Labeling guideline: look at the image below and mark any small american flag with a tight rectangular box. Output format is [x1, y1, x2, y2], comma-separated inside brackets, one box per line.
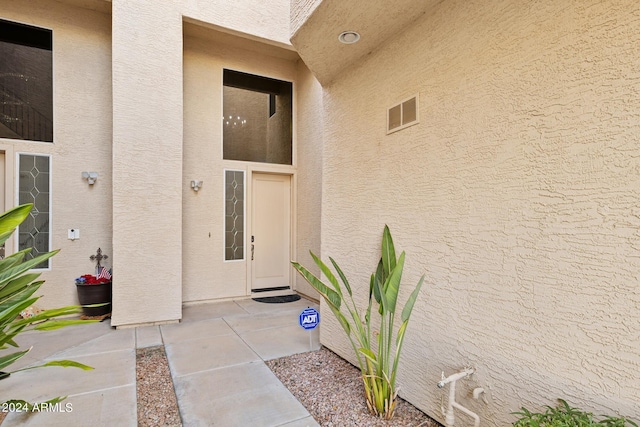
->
[97, 266, 112, 280]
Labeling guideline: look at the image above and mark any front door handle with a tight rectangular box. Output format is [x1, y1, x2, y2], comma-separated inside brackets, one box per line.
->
[251, 235, 255, 260]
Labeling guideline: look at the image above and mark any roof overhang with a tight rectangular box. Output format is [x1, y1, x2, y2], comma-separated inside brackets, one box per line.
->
[290, 0, 442, 85]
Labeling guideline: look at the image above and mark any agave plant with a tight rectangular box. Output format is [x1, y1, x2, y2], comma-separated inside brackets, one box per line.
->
[292, 225, 424, 420]
[0, 204, 94, 408]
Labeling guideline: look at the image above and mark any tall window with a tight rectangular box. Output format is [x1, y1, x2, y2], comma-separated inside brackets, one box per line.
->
[223, 70, 292, 165]
[224, 170, 244, 261]
[18, 154, 51, 268]
[0, 19, 53, 142]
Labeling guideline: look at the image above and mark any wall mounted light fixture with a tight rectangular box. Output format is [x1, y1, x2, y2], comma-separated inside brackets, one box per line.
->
[82, 171, 98, 185]
[191, 180, 203, 192]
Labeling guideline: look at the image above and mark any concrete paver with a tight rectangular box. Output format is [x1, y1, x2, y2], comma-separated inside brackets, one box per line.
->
[161, 317, 234, 344]
[1, 296, 321, 427]
[53, 328, 135, 358]
[5, 385, 137, 427]
[234, 298, 313, 315]
[182, 300, 247, 322]
[224, 309, 303, 334]
[279, 416, 321, 427]
[7, 321, 114, 370]
[165, 333, 261, 377]
[174, 361, 311, 427]
[240, 324, 319, 361]
[135, 325, 162, 348]
[2, 349, 135, 403]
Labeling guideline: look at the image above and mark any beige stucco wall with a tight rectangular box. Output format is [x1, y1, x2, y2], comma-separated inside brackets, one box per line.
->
[290, 0, 323, 36]
[223, 87, 270, 162]
[266, 93, 293, 165]
[317, 0, 640, 425]
[2, 0, 319, 326]
[110, 0, 292, 326]
[111, 0, 184, 326]
[108, 0, 293, 326]
[0, 0, 112, 310]
[182, 30, 301, 303]
[183, 0, 291, 47]
[293, 62, 322, 299]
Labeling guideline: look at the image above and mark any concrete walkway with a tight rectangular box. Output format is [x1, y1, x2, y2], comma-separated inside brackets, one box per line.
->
[2, 297, 321, 426]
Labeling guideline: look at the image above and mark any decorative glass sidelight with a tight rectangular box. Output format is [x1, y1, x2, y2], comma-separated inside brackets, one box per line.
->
[224, 170, 245, 261]
[18, 154, 51, 268]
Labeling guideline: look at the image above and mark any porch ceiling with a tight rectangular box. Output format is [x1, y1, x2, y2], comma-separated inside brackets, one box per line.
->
[183, 19, 300, 62]
[290, 0, 442, 85]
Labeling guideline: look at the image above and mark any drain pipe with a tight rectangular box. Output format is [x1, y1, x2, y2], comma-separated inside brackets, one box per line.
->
[437, 368, 480, 427]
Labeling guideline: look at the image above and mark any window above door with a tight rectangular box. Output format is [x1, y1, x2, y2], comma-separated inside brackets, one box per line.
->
[222, 69, 292, 165]
[0, 19, 53, 143]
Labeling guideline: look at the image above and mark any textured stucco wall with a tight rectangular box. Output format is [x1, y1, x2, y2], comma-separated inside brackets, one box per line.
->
[290, 0, 438, 85]
[183, 0, 291, 47]
[182, 32, 299, 303]
[293, 61, 322, 299]
[319, 0, 640, 425]
[3, 0, 319, 322]
[111, 0, 183, 326]
[223, 87, 270, 162]
[290, 0, 323, 36]
[266, 94, 293, 165]
[0, 0, 112, 310]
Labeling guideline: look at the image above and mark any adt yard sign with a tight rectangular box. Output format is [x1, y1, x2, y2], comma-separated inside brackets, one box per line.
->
[299, 307, 320, 330]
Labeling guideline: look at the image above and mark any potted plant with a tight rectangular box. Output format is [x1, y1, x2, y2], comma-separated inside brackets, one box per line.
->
[75, 248, 112, 318]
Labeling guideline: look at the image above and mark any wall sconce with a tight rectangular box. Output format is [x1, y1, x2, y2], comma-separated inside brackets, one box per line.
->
[191, 180, 203, 192]
[82, 171, 98, 185]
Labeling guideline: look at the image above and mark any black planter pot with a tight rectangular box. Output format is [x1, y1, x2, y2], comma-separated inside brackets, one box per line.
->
[76, 282, 112, 316]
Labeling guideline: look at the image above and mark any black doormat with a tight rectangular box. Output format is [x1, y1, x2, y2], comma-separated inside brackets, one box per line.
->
[252, 294, 301, 304]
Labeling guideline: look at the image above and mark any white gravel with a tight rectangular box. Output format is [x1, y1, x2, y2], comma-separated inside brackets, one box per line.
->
[136, 346, 182, 427]
[266, 347, 442, 427]
[0, 345, 441, 427]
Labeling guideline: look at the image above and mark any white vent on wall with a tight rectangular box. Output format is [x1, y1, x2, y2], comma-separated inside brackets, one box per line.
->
[387, 94, 419, 134]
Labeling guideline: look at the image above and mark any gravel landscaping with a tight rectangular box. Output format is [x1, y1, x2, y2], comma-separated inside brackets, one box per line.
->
[1, 345, 442, 426]
[136, 346, 182, 427]
[266, 347, 442, 427]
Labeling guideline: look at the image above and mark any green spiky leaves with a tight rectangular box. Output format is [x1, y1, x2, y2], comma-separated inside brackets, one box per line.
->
[291, 225, 425, 420]
[0, 204, 96, 408]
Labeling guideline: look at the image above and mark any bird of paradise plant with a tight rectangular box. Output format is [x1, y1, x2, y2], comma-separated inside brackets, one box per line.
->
[292, 225, 424, 420]
[0, 204, 95, 409]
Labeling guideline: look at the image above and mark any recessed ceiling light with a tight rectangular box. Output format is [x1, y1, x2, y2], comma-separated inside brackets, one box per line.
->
[338, 31, 360, 44]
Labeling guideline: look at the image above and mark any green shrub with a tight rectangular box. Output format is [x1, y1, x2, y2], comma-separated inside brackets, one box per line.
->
[0, 204, 94, 408]
[513, 399, 638, 427]
[292, 225, 424, 419]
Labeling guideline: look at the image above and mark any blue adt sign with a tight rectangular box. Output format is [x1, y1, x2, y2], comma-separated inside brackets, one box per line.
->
[299, 307, 320, 330]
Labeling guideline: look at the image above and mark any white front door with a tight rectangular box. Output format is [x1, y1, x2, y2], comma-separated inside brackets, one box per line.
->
[251, 173, 291, 291]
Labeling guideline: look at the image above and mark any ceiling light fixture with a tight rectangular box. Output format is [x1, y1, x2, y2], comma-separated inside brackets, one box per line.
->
[338, 31, 360, 44]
